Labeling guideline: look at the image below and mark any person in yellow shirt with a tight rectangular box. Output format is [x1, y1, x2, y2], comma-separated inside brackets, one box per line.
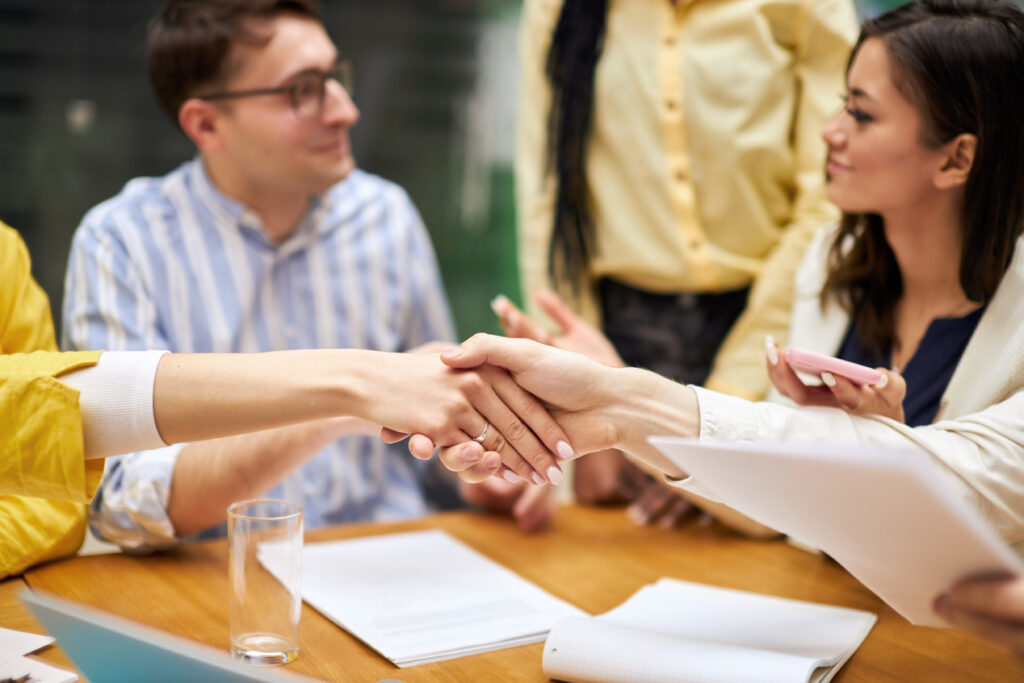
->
[515, 0, 858, 510]
[0, 222, 574, 578]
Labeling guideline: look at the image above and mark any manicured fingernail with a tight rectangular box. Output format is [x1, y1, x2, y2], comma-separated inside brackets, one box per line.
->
[502, 469, 519, 484]
[765, 335, 779, 365]
[531, 472, 546, 486]
[821, 372, 836, 387]
[556, 440, 575, 460]
[874, 373, 888, 389]
[442, 347, 463, 359]
[546, 466, 564, 486]
[461, 445, 480, 464]
[490, 294, 510, 316]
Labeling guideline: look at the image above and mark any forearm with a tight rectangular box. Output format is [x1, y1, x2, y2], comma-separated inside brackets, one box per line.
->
[604, 367, 701, 478]
[152, 350, 382, 445]
[167, 418, 369, 535]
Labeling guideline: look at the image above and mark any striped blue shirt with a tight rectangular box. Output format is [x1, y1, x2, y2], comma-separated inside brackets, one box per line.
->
[63, 158, 457, 550]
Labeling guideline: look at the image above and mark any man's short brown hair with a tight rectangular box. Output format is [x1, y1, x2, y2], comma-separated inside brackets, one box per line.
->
[147, 0, 322, 125]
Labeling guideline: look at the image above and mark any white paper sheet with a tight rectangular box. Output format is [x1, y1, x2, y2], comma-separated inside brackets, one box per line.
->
[0, 626, 54, 661]
[298, 529, 586, 667]
[0, 626, 76, 683]
[649, 438, 1024, 626]
[0, 656, 77, 683]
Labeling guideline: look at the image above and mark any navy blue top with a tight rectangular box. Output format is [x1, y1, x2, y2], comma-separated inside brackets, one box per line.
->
[837, 307, 986, 427]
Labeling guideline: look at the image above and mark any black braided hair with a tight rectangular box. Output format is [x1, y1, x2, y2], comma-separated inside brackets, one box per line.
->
[545, 0, 609, 295]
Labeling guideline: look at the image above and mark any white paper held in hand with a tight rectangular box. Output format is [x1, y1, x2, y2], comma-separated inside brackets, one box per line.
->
[648, 438, 1024, 626]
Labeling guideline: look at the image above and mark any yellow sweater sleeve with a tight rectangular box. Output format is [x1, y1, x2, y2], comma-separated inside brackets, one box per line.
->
[0, 222, 103, 578]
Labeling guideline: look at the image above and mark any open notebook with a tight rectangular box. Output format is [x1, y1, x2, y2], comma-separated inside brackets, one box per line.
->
[542, 578, 876, 683]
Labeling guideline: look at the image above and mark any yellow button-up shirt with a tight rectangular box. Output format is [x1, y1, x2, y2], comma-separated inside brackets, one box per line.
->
[0, 221, 102, 577]
[517, 0, 858, 398]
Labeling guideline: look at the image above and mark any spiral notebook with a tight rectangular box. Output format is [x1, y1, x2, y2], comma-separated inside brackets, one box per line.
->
[542, 578, 876, 683]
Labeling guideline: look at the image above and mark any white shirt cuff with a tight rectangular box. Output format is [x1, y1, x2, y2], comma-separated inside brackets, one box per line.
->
[59, 350, 169, 458]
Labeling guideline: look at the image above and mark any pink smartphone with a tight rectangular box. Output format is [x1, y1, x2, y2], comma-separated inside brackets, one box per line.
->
[783, 347, 884, 386]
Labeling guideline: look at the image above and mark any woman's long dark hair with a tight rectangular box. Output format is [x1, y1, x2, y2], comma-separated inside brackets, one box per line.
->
[545, 0, 608, 293]
[823, 0, 1024, 355]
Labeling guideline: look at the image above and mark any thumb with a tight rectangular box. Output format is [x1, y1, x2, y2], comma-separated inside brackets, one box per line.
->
[534, 288, 580, 333]
[441, 333, 541, 373]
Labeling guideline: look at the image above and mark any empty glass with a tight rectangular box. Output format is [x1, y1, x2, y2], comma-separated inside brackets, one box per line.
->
[228, 499, 303, 665]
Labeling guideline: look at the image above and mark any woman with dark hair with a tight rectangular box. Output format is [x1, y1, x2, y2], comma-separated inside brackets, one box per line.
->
[441, 0, 1024, 549]
[516, 0, 858, 506]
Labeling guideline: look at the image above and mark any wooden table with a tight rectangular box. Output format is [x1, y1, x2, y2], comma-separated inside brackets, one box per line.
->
[5, 505, 1022, 682]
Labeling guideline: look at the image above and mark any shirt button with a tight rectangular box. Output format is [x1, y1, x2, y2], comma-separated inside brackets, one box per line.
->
[663, 35, 677, 47]
[674, 167, 688, 183]
[665, 99, 678, 112]
[689, 239, 703, 250]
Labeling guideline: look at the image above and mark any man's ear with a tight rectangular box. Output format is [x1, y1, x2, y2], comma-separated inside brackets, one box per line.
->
[178, 99, 226, 152]
[935, 133, 977, 191]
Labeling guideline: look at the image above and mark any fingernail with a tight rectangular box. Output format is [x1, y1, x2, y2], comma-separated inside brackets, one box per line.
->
[502, 469, 519, 484]
[490, 294, 509, 316]
[461, 445, 480, 464]
[531, 472, 546, 486]
[556, 440, 575, 460]
[442, 347, 463, 359]
[874, 373, 888, 389]
[821, 372, 836, 387]
[765, 335, 779, 366]
[546, 466, 564, 486]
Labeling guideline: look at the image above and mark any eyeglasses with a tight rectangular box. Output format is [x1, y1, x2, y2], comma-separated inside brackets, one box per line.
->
[197, 60, 353, 120]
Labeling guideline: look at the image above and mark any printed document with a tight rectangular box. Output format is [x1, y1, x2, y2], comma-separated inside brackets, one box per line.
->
[299, 530, 586, 667]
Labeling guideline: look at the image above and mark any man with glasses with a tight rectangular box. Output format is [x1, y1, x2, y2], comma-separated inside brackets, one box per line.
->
[63, 0, 554, 552]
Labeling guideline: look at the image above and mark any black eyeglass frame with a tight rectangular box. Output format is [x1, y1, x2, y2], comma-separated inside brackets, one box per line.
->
[196, 60, 352, 119]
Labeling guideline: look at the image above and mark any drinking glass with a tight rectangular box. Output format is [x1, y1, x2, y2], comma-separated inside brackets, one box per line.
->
[228, 499, 303, 665]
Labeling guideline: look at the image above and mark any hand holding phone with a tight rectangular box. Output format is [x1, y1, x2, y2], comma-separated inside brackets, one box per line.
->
[783, 347, 884, 386]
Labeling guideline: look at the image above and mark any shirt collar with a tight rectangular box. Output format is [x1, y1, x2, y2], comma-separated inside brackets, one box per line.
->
[188, 158, 331, 252]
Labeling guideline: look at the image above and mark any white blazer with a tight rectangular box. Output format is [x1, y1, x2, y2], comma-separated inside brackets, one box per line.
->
[692, 227, 1024, 546]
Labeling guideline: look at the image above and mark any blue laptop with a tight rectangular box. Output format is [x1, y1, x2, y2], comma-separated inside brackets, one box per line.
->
[20, 590, 316, 683]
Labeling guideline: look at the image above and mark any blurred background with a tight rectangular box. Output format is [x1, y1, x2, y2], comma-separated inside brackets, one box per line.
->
[0, 0, 976, 342]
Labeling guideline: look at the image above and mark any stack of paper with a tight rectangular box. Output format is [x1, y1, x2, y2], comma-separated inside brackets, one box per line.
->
[0, 626, 77, 683]
[299, 530, 586, 667]
[543, 578, 876, 683]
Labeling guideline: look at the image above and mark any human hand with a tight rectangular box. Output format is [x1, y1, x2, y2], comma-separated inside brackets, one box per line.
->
[934, 574, 1024, 660]
[491, 290, 624, 367]
[573, 449, 649, 505]
[626, 479, 705, 528]
[765, 336, 906, 422]
[574, 449, 703, 528]
[408, 340, 459, 355]
[367, 351, 571, 484]
[459, 476, 557, 532]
